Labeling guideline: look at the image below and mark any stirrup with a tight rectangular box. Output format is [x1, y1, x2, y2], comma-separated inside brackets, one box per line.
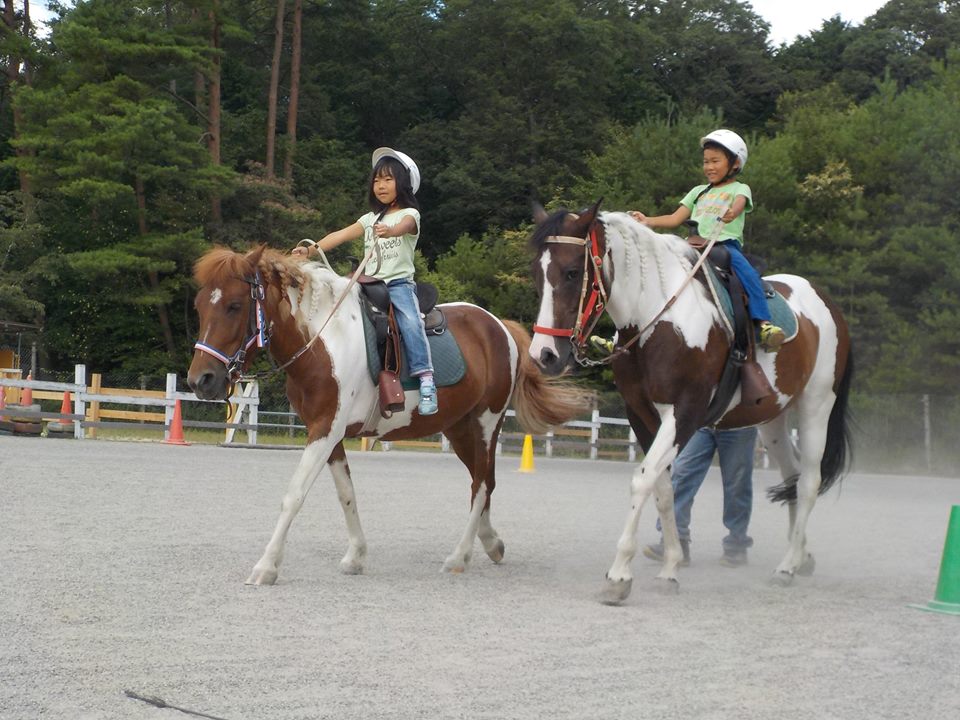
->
[759, 323, 785, 352]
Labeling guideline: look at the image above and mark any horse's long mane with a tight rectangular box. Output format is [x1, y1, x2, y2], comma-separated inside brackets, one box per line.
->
[194, 246, 305, 292]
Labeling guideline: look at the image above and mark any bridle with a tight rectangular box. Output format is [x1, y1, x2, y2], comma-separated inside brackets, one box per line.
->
[194, 271, 270, 383]
[533, 217, 722, 367]
[532, 221, 610, 366]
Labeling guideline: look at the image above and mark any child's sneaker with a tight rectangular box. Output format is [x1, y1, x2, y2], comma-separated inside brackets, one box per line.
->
[759, 322, 785, 352]
[418, 380, 438, 416]
[589, 335, 614, 353]
[642, 539, 690, 566]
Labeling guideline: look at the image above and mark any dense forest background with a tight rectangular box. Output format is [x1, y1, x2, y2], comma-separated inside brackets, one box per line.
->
[1, 0, 958, 398]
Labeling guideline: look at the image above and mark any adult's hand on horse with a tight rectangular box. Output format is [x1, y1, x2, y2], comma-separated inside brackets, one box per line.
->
[629, 210, 647, 224]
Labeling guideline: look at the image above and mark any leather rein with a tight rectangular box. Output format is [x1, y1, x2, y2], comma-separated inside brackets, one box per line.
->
[534, 219, 720, 367]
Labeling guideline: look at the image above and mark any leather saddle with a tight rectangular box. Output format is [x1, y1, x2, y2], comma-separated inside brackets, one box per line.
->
[352, 267, 446, 418]
[685, 221, 775, 424]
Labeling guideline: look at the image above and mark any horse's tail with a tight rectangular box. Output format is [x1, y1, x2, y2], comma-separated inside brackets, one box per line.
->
[502, 319, 591, 434]
[819, 347, 854, 493]
[768, 347, 854, 503]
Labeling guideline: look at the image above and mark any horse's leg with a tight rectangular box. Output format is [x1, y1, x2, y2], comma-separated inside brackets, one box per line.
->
[602, 406, 681, 605]
[246, 438, 337, 585]
[771, 397, 833, 585]
[327, 441, 367, 575]
[757, 413, 802, 537]
[477, 415, 506, 564]
[442, 416, 498, 573]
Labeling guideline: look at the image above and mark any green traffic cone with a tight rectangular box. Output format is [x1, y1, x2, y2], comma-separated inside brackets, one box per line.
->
[910, 505, 960, 616]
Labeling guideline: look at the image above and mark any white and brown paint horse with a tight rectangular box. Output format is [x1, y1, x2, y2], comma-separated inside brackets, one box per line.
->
[529, 202, 853, 604]
[188, 246, 586, 585]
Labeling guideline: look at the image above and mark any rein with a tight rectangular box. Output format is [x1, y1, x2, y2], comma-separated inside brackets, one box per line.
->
[194, 242, 379, 389]
[533, 223, 609, 354]
[535, 219, 720, 367]
[194, 270, 269, 382]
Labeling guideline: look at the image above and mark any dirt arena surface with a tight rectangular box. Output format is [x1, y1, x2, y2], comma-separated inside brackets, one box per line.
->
[2, 435, 958, 719]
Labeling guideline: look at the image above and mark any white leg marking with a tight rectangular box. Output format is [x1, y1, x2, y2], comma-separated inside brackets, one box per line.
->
[606, 405, 680, 586]
[443, 485, 488, 573]
[246, 440, 332, 585]
[329, 457, 367, 575]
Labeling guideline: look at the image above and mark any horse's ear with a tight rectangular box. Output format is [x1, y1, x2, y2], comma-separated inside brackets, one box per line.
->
[572, 198, 604, 234]
[583, 198, 603, 222]
[246, 244, 267, 273]
[532, 201, 549, 225]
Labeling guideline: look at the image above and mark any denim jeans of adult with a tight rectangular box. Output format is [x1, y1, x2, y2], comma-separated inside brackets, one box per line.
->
[387, 278, 434, 377]
[721, 240, 771, 323]
[655, 426, 757, 550]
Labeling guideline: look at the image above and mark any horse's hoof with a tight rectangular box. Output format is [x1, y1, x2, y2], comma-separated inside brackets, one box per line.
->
[486, 539, 505, 564]
[599, 577, 632, 605]
[796, 553, 816, 576]
[339, 558, 364, 575]
[770, 570, 794, 587]
[245, 567, 278, 586]
[654, 576, 680, 595]
[442, 556, 467, 574]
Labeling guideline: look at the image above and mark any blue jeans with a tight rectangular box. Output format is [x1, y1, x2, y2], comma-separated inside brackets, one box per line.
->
[656, 427, 757, 550]
[387, 279, 433, 377]
[722, 241, 771, 322]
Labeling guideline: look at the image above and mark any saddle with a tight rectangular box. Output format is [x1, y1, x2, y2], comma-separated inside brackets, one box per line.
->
[354, 271, 446, 418]
[685, 221, 776, 424]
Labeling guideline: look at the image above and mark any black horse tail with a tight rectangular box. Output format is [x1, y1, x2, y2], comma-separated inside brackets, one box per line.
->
[768, 349, 854, 503]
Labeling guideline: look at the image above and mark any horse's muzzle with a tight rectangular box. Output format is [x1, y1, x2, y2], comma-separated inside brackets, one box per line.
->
[534, 346, 571, 377]
[188, 366, 228, 401]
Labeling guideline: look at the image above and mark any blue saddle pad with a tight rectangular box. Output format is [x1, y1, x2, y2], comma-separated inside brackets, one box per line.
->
[360, 303, 467, 390]
[704, 266, 798, 343]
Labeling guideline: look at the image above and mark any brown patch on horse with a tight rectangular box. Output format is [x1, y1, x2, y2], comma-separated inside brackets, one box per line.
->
[612, 322, 729, 447]
[718, 313, 819, 428]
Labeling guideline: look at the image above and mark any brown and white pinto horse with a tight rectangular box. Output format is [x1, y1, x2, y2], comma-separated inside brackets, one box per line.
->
[528, 202, 853, 604]
[188, 246, 586, 585]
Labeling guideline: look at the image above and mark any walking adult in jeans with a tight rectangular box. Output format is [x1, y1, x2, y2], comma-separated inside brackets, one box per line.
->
[644, 426, 758, 567]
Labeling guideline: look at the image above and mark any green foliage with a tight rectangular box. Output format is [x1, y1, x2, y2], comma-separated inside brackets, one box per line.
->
[0, 0, 956, 399]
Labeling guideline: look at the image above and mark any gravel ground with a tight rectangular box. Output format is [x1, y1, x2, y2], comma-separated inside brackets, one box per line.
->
[1, 435, 958, 720]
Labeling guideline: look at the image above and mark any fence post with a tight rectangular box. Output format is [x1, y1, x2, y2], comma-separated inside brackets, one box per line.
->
[74, 364, 86, 440]
[545, 430, 554, 458]
[249, 380, 259, 445]
[89, 373, 102, 439]
[441, 434, 450, 453]
[628, 427, 636, 463]
[590, 400, 599, 460]
[164, 373, 177, 442]
[923, 394, 931, 472]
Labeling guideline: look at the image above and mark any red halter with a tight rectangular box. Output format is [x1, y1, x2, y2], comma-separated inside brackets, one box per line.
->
[533, 221, 608, 352]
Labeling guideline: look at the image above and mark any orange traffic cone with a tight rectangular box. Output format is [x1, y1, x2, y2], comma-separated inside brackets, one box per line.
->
[60, 391, 73, 424]
[163, 399, 190, 446]
[22, 374, 33, 406]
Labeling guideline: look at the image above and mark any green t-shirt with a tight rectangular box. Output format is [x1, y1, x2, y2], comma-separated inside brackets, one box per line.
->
[358, 207, 421, 282]
[680, 181, 753, 247]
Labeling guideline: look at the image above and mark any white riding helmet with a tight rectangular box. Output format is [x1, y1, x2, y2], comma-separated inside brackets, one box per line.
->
[371, 147, 421, 194]
[700, 129, 748, 173]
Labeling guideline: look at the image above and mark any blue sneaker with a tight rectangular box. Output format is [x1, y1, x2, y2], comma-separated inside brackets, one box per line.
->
[418, 381, 438, 416]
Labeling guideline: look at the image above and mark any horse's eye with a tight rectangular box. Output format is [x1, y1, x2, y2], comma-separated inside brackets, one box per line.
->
[565, 269, 581, 282]
[227, 302, 242, 313]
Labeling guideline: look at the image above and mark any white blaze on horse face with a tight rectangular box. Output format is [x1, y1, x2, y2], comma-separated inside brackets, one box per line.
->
[529, 251, 559, 360]
[209, 288, 222, 305]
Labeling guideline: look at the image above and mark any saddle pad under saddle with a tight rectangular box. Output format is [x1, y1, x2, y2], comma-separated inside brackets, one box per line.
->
[360, 305, 467, 390]
[704, 265, 799, 344]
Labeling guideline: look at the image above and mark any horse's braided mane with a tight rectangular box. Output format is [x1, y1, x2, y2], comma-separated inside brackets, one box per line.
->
[194, 246, 304, 291]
